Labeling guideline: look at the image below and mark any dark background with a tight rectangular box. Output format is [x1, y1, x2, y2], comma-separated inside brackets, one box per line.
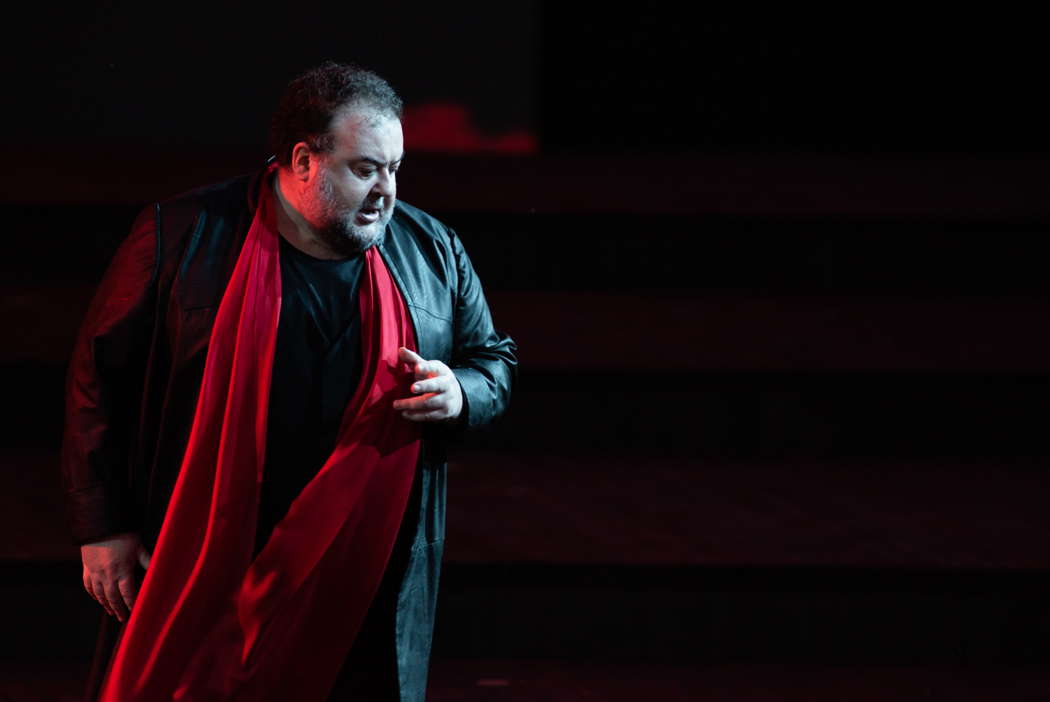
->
[3, 2, 537, 151]
[2, 7, 1049, 700]
[7, 9, 1050, 154]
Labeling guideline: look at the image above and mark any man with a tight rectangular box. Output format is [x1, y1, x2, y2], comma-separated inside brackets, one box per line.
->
[61, 62, 516, 701]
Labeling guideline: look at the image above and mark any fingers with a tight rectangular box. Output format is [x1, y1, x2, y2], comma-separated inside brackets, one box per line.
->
[410, 376, 452, 395]
[393, 393, 443, 412]
[103, 576, 130, 622]
[83, 563, 139, 621]
[118, 574, 139, 619]
[398, 347, 423, 364]
[401, 409, 449, 422]
[393, 390, 462, 421]
[393, 374, 453, 411]
[394, 348, 462, 422]
[80, 533, 146, 622]
[411, 361, 440, 381]
[138, 545, 151, 570]
[83, 569, 113, 618]
[399, 347, 448, 381]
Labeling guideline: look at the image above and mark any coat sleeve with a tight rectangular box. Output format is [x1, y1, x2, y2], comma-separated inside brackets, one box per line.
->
[446, 228, 517, 430]
[61, 205, 159, 545]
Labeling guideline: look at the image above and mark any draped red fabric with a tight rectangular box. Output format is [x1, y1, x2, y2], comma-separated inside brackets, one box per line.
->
[99, 170, 421, 701]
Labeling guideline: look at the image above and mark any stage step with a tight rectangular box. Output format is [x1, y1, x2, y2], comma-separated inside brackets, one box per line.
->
[10, 450, 1049, 570]
[10, 450, 1048, 661]
[8, 364, 1050, 457]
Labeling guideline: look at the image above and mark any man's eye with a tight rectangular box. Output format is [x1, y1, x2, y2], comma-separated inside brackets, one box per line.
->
[355, 169, 375, 178]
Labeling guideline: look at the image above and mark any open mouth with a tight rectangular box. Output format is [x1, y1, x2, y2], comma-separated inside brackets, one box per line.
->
[356, 206, 381, 224]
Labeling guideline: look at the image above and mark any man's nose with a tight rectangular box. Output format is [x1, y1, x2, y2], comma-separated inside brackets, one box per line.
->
[372, 171, 396, 199]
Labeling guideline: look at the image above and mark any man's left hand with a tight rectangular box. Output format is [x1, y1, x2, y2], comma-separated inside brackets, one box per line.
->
[393, 347, 463, 423]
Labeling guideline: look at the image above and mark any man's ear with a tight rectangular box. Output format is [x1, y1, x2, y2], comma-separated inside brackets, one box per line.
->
[290, 142, 313, 180]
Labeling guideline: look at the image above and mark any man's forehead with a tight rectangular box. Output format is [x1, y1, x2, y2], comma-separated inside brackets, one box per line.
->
[329, 106, 403, 156]
[333, 103, 396, 128]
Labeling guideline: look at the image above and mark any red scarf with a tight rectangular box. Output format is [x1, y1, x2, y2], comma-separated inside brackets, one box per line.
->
[100, 171, 421, 701]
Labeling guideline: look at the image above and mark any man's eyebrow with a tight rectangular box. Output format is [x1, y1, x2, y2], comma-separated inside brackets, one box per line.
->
[353, 155, 405, 167]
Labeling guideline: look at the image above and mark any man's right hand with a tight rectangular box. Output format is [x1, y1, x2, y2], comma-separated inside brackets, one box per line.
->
[81, 532, 152, 623]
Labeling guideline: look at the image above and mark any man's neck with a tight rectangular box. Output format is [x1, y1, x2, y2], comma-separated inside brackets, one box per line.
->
[271, 172, 345, 260]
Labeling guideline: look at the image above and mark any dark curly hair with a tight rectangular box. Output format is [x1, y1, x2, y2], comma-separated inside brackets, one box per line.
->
[269, 61, 403, 167]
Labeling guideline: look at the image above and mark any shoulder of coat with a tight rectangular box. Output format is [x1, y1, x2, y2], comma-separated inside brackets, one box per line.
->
[390, 200, 455, 245]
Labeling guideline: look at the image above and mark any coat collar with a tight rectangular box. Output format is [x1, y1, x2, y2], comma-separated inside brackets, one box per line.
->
[246, 156, 278, 213]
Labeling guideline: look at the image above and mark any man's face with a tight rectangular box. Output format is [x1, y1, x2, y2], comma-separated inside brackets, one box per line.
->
[300, 106, 404, 256]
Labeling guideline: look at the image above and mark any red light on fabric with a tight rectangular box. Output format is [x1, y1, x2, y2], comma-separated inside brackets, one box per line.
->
[100, 168, 421, 700]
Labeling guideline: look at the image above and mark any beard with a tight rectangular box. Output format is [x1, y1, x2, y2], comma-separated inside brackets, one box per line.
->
[310, 171, 391, 257]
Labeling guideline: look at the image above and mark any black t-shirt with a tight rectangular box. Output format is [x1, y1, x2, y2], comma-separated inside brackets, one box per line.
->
[253, 235, 403, 684]
[254, 234, 365, 556]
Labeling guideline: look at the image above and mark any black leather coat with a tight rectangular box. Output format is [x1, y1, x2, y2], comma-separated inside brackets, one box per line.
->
[60, 166, 517, 701]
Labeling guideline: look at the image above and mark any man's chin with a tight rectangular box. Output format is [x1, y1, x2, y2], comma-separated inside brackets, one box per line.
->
[320, 221, 386, 257]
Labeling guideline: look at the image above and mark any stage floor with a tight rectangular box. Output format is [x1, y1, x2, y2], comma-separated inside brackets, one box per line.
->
[3, 659, 1048, 701]
[10, 450, 1050, 570]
